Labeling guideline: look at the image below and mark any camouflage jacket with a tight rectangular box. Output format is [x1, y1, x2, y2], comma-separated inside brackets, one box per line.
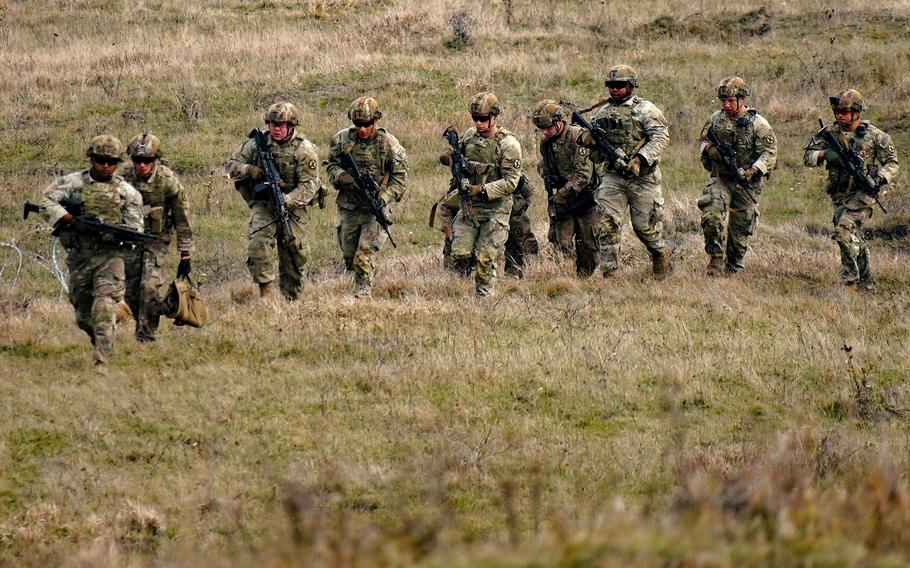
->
[40, 169, 144, 249]
[589, 95, 669, 178]
[119, 163, 194, 253]
[457, 126, 522, 201]
[804, 121, 899, 196]
[699, 109, 777, 180]
[225, 129, 320, 209]
[537, 123, 596, 195]
[326, 127, 409, 211]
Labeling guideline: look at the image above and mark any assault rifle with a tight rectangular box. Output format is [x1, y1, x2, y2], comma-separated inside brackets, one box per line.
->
[705, 127, 758, 205]
[443, 126, 474, 226]
[541, 140, 596, 225]
[571, 110, 633, 175]
[816, 118, 887, 214]
[338, 150, 396, 248]
[23, 200, 156, 245]
[248, 129, 295, 243]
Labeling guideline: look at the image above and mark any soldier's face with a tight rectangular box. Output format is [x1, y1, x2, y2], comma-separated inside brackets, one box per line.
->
[132, 156, 157, 179]
[90, 156, 118, 181]
[539, 121, 564, 140]
[352, 119, 376, 140]
[473, 113, 497, 137]
[607, 83, 632, 101]
[721, 96, 745, 118]
[268, 121, 292, 141]
[834, 108, 860, 130]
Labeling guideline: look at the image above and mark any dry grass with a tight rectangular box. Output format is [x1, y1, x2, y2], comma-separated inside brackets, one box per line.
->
[1, 0, 910, 565]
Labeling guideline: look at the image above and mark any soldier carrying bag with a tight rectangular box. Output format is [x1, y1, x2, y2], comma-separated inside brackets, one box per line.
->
[163, 275, 209, 328]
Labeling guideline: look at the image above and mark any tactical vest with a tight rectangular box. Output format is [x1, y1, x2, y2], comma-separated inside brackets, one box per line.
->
[462, 129, 511, 185]
[826, 123, 875, 191]
[80, 175, 123, 224]
[713, 110, 760, 169]
[349, 128, 390, 184]
[592, 100, 639, 156]
[259, 132, 308, 191]
[128, 166, 168, 234]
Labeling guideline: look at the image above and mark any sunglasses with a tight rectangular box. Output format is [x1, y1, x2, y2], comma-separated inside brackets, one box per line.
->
[93, 156, 120, 166]
[132, 156, 156, 165]
[605, 82, 629, 89]
[471, 114, 491, 122]
[352, 119, 375, 128]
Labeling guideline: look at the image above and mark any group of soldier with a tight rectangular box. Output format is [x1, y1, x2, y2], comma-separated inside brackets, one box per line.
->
[38, 64, 899, 364]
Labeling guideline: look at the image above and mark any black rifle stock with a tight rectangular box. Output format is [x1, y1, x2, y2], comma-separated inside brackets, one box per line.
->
[443, 126, 475, 226]
[571, 110, 632, 175]
[248, 129, 295, 243]
[705, 127, 758, 205]
[816, 118, 887, 214]
[338, 150, 396, 248]
[23, 200, 156, 245]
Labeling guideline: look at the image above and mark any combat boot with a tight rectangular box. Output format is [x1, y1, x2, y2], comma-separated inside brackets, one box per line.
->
[651, 251, 671, 280]
[259, 281, 276, 298]
[706, 256, 724, 277]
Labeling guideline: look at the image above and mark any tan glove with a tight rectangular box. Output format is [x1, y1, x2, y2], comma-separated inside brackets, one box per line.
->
[704, 144, 722, 163]
[337, 172, 356, 191]
[742, 166, 760, 182]
[247, 165, 263, 180]
[578, 130, 596, 148]
[438, 151, 452, 167]
[626, 155, 643, 177]
[551, 186, 572, 205]
[465, 183, 485, 198]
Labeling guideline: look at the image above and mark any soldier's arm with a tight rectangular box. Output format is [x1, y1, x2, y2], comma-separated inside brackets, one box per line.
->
[483, 136, 522, 199]
[874, 131, 899, 184]
[120, 183, 145, 232]
[286, 140, 320, 207]
[566, 144, 594, 192]
[224, 138, 259, 180]
[40, 178, 74, 229]
[803, 133, 828, 168]
[164, 172, 195, 255]
[381, 136, 409, 203]
[634, 102, 670, 166]
[751, 116, 778, 174]
[325, 131, 350, 188]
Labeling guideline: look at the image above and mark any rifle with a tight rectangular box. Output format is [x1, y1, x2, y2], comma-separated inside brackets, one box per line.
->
[248, 129, 295, 243]
[816, 118, 887, 214]
[23, 200, 156, 245]
[571, 110, 634, 175]
[705, 127, 758, 205]
[338, 149, 396, 248]
[443, 126, 475, 226]
[541, 139, 597, 222]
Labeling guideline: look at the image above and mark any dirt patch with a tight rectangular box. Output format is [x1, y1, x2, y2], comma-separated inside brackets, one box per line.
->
[636, 7, 773, 41]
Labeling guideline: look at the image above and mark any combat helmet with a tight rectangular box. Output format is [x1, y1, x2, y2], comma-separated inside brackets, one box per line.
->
[348, 96, 383, 123]
[264, 101, 300, 126]
[830, 89, 866, 112]
[469, 92, 501, 116]
[604, 64, 639, 88]
[717, 77, 750, 99]
[127, 132, 162, 159]
[86, 135, 124, 160]
[531, 99, 566, 128]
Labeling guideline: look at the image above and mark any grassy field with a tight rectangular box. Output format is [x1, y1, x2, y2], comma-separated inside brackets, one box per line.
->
[2, 0, 910, 565]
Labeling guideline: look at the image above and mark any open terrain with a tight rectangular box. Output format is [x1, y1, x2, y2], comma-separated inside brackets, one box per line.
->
[1, 0, 910, 565]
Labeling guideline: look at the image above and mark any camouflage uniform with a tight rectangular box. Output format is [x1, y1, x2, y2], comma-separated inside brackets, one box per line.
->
[450, 125, 522, 296]
[538, 123, 600, 277]
[326, 98, 408, 297]
[41, 136, 144, 364]
[804, 91, 898, 288]
[503, 177, 538, 278]
[119, 154, 194, 341]
[698, 107, 777, 274]
[588, 72, 671, 277]
[225, 104, 319, 300]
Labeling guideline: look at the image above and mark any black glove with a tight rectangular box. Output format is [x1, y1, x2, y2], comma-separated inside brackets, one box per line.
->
[177, 258, 192, 279]
[821, 149, 841, 167]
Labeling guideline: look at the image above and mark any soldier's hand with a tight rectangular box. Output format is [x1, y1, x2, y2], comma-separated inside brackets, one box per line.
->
[438, 151, 452, 167]
[58, 212, 75, 227]
[578, 130, 596, 148]
[337, 172, 356, 191]
[551, 187, 572, 205]
[704, 144, 722, 162]
[821, 149, 841, 166]
[69, 217, 91, 234]
[626, 156, 643, 177]
[742, 166, 760, 182]
[176, 257, 192, 279]
[247, 165, 264, 181]
[465, 183, 486, 198]
[442, 190, 460, 208]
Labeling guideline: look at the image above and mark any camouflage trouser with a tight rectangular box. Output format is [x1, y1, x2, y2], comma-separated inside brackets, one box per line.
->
[698, 176, 760, 273]
[437, 202, 462, 271]
[552, 204, 601, 277]
[124, 241, 169, 341]
[337, 207, 388, 296]
[595, 172, 665, 274]
[831, 192, 875, 285]
[247, 202, 308, 300]
[452, 197, 512, 297]
[67, 247, 126, 364]
[504, 198, 538, 278]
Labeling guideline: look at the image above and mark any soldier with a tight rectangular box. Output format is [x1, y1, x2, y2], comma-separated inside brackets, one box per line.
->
[698, 77, 777, 275]
[225, 101, 320, 299]
[118, 133, 195, 341]
[804, 90, 899, 290]
[40, 135, 144, 365]
[326, 96, 409, 298]
[532, 99, 600, 277]
[503, 175, 538, 279]
[445, 92, 523, 297]
[580, 64, 672, 279]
